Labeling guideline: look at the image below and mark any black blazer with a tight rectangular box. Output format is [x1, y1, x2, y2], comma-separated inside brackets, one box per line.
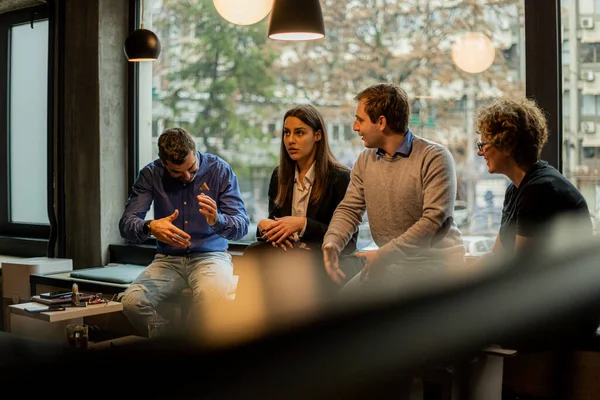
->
[257, 165, 357, 255]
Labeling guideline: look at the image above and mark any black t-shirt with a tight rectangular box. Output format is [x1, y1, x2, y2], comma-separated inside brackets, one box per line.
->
[499, 160, 592, 253]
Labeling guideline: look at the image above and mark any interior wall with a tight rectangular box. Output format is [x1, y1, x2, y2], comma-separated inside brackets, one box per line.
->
[98, 0, 128, 267]
[63, 0, 128, 269]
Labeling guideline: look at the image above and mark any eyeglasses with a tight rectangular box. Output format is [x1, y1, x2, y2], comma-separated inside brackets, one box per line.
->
[86, 293, 116, 306]
[476, 141, 490, 152]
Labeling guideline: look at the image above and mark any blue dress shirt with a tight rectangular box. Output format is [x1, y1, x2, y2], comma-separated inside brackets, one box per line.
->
[119, 151, 249, 256]
[376, 129, 414, 158]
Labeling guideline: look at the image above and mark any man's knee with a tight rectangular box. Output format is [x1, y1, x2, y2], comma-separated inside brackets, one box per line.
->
[122, 284, 149, 313]
[189, 274, 234, 306]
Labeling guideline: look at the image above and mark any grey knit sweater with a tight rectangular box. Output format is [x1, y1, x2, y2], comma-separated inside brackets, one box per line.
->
[324, 135, 465, 266]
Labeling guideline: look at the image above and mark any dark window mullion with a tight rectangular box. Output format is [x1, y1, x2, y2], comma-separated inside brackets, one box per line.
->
[0, 17, 10, 232]
[525, 0, 561, 170]
[128, 0, 140, 194]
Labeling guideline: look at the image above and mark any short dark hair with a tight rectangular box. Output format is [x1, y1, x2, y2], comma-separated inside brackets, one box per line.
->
[475, 97, 548, 167]
[157, 127, 196, 165]
[355, 83, 410, 134]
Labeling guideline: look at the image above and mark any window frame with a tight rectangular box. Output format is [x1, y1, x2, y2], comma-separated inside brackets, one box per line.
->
[127, 0, 562, 252]
[127, 0, 140, 197]
[0, 4, 52, 241]
[525, 0, 561, 169]
[127, 0, 157, 249]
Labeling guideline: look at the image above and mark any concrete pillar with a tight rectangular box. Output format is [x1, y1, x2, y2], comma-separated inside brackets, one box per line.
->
[63, 0, 128, 269]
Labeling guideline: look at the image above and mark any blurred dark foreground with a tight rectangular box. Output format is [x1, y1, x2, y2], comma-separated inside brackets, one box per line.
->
[2, 228, 600, 400]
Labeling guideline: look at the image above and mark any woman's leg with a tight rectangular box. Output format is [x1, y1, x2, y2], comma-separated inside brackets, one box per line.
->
[234, 241, 279, 305]
[239, 243, 331, 314]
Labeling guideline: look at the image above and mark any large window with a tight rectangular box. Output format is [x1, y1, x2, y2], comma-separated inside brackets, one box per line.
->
[0, 7, 50, 239]
[136, 0, 526, 251]
[561, 0, 600, 233]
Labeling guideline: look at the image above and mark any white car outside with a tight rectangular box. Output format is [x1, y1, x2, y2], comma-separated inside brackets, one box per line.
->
[454, 200, 469, 228]
[462, 235, 496, 257]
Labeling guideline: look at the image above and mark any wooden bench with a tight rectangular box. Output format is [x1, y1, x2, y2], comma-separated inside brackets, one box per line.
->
[30, 263, 238, 295]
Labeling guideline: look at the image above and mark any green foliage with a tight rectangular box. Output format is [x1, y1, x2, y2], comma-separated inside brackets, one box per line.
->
[270, 0, 522, 119]
[156, 0, 277, 154]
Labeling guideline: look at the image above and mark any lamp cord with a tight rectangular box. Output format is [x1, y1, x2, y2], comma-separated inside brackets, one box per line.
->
[140, 0, 145, 29]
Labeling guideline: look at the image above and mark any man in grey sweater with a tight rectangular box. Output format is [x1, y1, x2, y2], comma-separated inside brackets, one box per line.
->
[323, 83, 465, 289]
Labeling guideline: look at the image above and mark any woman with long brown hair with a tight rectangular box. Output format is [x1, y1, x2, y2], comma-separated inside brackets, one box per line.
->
[258, 104, 357, 253]
[240, 104, 360, 303]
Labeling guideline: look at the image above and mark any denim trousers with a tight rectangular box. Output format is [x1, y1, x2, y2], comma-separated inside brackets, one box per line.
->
[122, 252, 233, 336]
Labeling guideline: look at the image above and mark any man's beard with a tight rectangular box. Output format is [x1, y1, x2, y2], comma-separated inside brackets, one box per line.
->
[179, 170, 198, 183]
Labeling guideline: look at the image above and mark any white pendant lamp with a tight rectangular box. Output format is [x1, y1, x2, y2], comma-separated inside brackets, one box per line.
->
[213, 0, 274, 25]
[451, 32, 496, 74]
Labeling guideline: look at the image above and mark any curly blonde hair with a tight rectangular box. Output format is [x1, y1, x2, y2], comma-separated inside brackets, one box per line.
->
[474, 97, 548, 167]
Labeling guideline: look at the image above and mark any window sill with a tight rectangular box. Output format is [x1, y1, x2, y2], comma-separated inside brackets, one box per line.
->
[109, 241, 249, 266]
[0, 236, 48, 258]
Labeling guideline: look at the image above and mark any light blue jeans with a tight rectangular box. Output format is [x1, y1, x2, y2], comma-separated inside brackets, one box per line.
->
[122, 252, 233, 336]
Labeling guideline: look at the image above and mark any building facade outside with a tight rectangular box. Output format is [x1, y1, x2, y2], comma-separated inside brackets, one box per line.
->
[138, 0, 529, 246]
[562, 0, 600, 231]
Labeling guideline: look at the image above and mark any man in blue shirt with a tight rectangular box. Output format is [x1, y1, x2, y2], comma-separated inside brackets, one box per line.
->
[119, 127, 249, 337]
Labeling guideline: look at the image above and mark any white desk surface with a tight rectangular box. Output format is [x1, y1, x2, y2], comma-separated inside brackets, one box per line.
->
[9, 301, 123, 323]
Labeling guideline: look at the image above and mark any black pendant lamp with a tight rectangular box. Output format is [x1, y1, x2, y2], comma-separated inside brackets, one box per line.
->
[124, 0, 161, 62]
[268, 0, 325, 41]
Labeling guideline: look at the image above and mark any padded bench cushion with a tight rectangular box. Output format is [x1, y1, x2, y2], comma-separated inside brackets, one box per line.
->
[68, 265, 238, 299]
[70, 264, 145, 284]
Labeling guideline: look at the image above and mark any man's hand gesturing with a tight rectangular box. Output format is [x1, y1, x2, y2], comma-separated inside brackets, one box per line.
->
[323, 242, 345, 285]
[197, 193, 218, 226]
[149, 210, 191, 247]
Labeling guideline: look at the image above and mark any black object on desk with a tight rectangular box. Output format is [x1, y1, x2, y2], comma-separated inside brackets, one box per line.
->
[40, 291, 72, 299]
[31, 293, 94, 305]
[24, 305, 66, 313]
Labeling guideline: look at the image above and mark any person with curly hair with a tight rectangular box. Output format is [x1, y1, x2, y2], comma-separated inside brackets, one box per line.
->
[474, 98, 600, 353]
[474, 97, 591, 256]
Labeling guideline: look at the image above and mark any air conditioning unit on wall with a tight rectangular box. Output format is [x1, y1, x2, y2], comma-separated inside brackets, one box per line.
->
[581, 121, 596, 133]
[581, 17, 595, 29]
[499, 19, 510, 31]
[581, 71, 596, 82]
[574, 164, 590, 175]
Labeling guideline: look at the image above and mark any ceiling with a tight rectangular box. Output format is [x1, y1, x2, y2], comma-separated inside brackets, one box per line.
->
[0, 0, 44, 14]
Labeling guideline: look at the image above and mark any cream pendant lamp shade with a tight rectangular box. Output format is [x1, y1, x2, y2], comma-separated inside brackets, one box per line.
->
[213, 0, 274, 25]
[268, 0, 325, 41]
[451, 32, 496, 74]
